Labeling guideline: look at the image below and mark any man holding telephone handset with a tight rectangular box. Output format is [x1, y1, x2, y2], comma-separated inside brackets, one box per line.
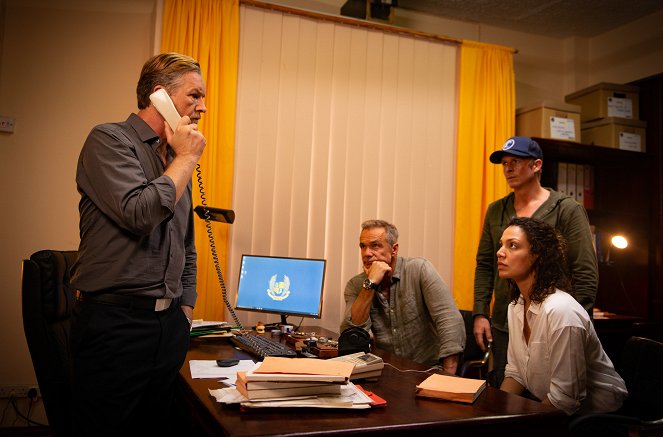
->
[71, 53, 206, 436]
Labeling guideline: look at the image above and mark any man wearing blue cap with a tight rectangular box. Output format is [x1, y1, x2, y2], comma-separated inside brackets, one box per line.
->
[472, 136, 598, 388]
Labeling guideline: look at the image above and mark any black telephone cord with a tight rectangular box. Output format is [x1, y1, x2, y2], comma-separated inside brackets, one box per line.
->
[195, 164, 243, 329]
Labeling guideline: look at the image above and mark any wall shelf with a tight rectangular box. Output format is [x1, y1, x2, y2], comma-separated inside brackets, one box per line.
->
[535, 135, 654, 318]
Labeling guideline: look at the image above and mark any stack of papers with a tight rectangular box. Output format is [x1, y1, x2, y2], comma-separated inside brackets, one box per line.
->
[190, 320, 232, 337]
[210, 357, 374, 409]
[236, 372, 343, 400]
[210, 382, 373, 410]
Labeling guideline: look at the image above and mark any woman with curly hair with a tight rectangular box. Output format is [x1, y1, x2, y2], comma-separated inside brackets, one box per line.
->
[498, 217, 627, 416]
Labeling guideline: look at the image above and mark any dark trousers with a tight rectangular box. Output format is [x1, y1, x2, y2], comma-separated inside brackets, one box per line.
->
[71, 300, 190, 437]
[488, 327, 509, 388]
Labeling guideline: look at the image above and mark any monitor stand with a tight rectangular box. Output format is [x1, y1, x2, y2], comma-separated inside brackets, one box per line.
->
[261, 315, 289, 332]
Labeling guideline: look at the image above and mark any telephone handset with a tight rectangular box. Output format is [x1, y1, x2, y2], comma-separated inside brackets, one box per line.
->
[149, 88, 181, 131]
[149, 88, 243, 329]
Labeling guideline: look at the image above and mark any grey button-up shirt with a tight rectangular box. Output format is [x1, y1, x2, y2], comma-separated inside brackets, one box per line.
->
[341, 256, 465, 365]
[71, 113, 197, 307]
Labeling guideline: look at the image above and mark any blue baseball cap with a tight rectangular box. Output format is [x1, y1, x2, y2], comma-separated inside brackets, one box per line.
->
[489, 136, 543, 164]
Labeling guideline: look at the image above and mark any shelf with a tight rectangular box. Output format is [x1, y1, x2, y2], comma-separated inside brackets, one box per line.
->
[532, 132, 656, 319]
[587, 208, 649, 223]
[534, 137, 650, 165]
[537, 137, 653, 225]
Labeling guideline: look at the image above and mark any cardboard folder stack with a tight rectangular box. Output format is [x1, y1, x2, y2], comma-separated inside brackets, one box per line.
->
[236, 357, 352, 400]
[231, 357, 374, 409]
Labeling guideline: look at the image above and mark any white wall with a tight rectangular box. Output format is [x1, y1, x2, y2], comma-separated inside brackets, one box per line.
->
[587, 10, 663, 86]
[0, 0, 661, 426]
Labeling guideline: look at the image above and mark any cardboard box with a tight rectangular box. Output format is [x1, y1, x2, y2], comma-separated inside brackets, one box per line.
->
[565, 82, 639, 122]
[516, 101, 581, 141]
[581, 117, 647, 152]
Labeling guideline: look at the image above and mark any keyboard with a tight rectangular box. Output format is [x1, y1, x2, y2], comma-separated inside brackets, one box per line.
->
[230, 333, 297, 359]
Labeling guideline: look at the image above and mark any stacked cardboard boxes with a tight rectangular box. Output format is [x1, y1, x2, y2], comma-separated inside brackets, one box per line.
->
[565, 82, 647, 152]
[515, 101, 582, 141]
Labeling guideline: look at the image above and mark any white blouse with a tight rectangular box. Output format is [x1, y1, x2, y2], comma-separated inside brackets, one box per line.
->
[504, 289, 628, 415]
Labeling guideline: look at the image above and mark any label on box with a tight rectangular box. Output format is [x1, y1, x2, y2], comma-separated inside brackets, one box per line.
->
[608, 97, 633, 119]
[549, 116, 576, 140]
[619, 132, 641, 152]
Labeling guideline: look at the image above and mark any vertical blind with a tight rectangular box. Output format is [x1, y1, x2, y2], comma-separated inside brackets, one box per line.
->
[229, 4, 459, 332]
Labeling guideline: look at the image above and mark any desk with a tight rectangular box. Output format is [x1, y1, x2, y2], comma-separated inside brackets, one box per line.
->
[593, 313, 644, 367]
[177, 327, 567, 436]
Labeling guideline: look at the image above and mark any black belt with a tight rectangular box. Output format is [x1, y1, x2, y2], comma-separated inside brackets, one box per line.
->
[75, 291, 177, 311]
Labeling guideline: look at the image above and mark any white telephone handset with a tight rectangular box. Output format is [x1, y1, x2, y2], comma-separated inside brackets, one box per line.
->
[149, 88, 181, 131]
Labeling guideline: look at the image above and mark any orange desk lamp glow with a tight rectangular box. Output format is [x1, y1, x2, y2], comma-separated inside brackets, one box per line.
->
[605, 234, 628, 264]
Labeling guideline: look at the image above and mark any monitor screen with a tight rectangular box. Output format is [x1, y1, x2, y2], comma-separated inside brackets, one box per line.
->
[235, 255, 326, 320]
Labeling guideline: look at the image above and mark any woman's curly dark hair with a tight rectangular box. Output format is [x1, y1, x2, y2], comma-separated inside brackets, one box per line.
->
[506, 217, 575, 304]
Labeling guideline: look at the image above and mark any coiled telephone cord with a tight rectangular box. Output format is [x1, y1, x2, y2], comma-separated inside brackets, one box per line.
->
[195, 164, 243, 329]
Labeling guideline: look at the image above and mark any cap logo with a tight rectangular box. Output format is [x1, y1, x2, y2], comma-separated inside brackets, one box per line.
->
[503, 138, 515, 151]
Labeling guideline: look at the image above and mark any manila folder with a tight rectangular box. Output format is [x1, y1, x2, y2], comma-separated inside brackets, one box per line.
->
[415, 374, 486, 404]
[249, 357, 354, 382]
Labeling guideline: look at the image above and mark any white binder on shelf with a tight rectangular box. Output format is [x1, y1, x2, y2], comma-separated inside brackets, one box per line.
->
[566, 163, 577, 200]
[557, 162, 568, 195]
[575, 164, 584, 205]
[583, 165, 594, 210]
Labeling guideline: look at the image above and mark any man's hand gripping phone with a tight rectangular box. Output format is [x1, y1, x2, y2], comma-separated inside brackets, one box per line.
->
[149, 88, 206, 162]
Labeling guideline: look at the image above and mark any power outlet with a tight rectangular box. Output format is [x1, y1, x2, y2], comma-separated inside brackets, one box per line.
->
[0, 385, 39, 398]
[0, 116, 16, 133]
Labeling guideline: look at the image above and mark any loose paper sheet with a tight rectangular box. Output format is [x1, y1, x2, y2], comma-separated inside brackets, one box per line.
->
[189, 359, 256, 384]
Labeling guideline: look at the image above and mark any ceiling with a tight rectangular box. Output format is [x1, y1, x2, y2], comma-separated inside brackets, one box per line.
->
[392, 0, 663, 38]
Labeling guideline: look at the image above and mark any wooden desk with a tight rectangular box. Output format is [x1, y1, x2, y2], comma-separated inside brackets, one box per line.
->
[177, 327, 567, 436]
[593, 312, 644, 367]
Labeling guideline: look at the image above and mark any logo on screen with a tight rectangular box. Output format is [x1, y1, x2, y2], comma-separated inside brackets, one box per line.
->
[267, 275, 291, 301]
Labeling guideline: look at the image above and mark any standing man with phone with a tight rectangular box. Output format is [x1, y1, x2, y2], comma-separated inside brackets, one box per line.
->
[71, 52, 207, 436]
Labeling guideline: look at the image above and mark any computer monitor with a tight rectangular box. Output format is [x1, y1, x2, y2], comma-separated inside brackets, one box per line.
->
[235, 255, 326, 325]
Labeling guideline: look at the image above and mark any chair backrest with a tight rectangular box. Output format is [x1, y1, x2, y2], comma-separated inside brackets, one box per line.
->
[458, 310, 490, 379]
[21, 250, 78, 437]
[617, 336, 663, 421]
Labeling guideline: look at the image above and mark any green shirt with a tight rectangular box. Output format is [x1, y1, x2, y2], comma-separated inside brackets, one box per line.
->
[341, 256, 465, 365]
[473, 189, 598, 332]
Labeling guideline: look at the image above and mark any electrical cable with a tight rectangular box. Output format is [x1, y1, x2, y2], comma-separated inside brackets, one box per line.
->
[383, 362, 442, 374]
[195, 164, 243, 330]
[8, 395, 47, 427]
[1, 398, 12, 425]
[26, 398, 32, 421]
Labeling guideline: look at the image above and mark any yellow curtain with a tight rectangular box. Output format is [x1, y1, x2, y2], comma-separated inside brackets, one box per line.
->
[453, 40, 515, 310]
[161, 0, 239, 321]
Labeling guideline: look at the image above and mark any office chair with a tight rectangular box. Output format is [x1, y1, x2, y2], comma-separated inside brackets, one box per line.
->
[569, 336, 663, 437]
[458, 310, 491, 379]
[21, 249, 78, 437]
